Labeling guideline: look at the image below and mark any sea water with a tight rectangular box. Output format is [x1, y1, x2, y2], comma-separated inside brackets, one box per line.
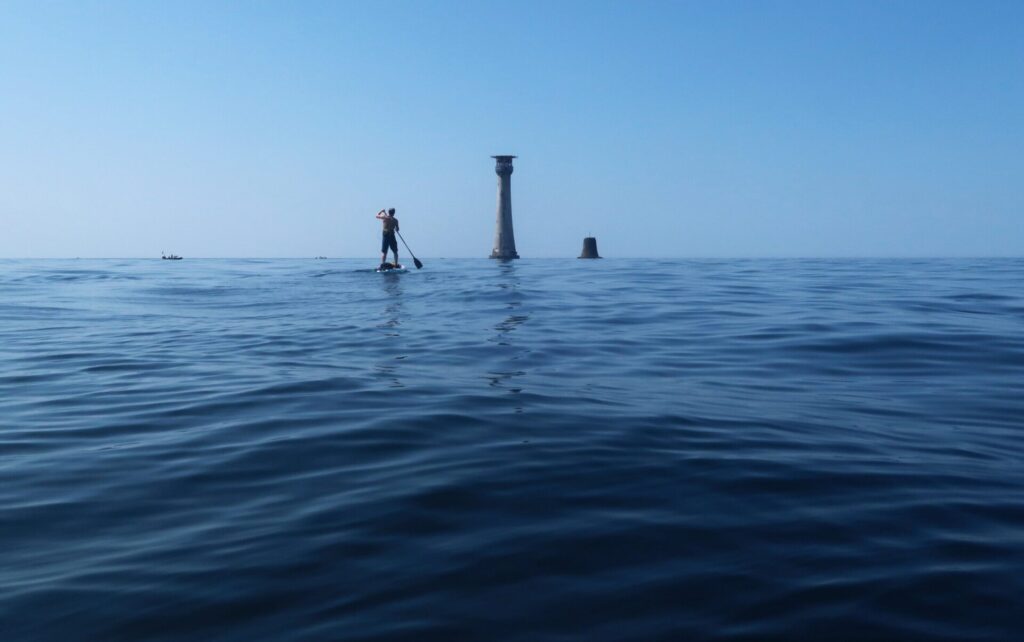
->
[2, 258, 1023, 640]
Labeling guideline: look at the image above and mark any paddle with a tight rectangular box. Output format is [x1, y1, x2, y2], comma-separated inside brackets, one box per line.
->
[396, 231, 423, 269]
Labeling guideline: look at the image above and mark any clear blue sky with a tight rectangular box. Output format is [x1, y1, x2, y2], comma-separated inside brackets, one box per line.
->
[1, 0, 1021, 257]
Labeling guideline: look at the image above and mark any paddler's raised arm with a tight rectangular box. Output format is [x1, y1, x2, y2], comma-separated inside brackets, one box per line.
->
[375, 209, 387, 219]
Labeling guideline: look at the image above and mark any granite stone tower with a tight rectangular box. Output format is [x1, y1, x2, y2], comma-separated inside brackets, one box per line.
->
[490, 155, 519, 259]
[579, 237, 601, 258]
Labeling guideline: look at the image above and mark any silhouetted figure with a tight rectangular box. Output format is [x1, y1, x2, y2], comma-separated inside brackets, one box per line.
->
[375, 208, 400, 269]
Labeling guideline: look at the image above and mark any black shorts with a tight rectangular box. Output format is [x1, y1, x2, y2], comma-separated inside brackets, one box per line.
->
[381, 232, 398, 254]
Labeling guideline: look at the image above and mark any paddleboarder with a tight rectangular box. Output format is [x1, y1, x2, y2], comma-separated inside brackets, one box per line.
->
[376, 208, 400, 269]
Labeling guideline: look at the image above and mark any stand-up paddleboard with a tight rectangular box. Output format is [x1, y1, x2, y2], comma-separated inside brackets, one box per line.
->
[376, 264, 407, 274]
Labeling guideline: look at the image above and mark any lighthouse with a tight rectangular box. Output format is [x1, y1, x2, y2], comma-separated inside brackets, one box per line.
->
[490, 155, 519, 259]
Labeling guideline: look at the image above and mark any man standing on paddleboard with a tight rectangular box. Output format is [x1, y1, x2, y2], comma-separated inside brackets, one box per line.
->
[375, 208, 400, 269]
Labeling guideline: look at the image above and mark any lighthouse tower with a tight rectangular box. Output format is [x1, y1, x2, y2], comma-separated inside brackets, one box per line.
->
[490, 155, 519, 259]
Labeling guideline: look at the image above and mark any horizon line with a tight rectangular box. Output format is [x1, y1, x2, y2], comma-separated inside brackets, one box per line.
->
[2, 256, 1023, 261]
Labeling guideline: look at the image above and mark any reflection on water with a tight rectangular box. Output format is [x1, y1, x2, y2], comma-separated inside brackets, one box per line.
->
[487, 261, 529, 409]
[375, 271, 404, 387]
[377, 272, 404, 332]
[495, 314, 529, 341]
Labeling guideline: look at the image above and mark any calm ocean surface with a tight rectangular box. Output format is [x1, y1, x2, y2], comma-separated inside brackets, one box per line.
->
[2, 258, 1023, 640]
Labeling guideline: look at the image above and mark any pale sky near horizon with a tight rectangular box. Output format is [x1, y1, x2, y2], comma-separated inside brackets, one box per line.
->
[1, 1, 1021, 258]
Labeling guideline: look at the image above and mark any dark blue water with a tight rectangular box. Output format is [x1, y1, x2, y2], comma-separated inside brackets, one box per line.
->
[3, 258, 1024, 640]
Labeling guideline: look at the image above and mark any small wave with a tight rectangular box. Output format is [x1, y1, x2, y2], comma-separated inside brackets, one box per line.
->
[3, 258, 1024, 641]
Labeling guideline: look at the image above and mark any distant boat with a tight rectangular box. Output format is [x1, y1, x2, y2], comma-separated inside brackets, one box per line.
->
[161, 252, 183, 260]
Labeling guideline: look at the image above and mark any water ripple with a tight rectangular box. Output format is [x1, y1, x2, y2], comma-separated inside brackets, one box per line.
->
[2, 258, 1024, 640]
